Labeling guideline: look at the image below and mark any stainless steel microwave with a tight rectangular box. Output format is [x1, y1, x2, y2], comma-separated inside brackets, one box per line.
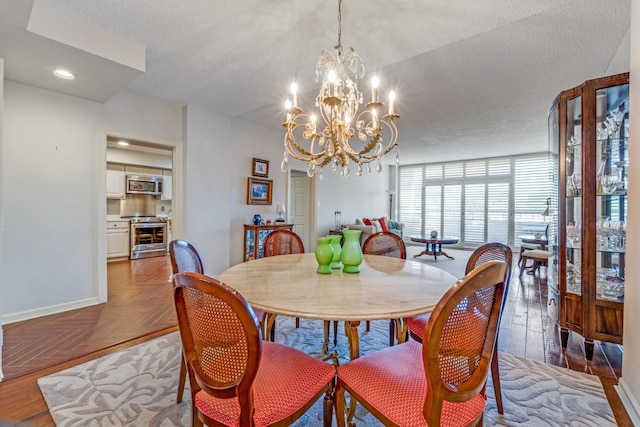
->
[126, 175, 163, 196]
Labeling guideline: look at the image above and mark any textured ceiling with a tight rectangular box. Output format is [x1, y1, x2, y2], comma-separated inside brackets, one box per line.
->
[0, 0, 631, 164]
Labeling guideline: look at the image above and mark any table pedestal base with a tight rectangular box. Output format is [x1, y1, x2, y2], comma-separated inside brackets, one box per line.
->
[413, 247, 455, 261]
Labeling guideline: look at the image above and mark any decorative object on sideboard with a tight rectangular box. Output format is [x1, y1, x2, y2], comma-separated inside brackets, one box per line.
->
[276, 204, 286, 222]
[247, 177, 273, 205]
[252, 214, 262, 226]
[252, 158, 269, 178]
[280, 0, 399, 179]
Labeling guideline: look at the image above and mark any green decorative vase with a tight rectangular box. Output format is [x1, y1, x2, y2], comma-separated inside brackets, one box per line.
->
[328, 234, 342, 269]
[340, 229, 363, 273]
[315, 236, 334, 274]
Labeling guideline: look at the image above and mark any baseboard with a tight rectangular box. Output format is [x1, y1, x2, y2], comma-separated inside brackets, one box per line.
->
[615, 378, 640, 425]
[1, 297, 100, 325]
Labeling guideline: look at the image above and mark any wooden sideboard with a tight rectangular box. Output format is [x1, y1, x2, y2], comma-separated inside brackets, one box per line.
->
[243, 223, 294, 261]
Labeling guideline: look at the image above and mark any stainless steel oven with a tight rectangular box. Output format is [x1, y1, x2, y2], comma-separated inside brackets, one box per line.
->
[129, 217, 168, 259]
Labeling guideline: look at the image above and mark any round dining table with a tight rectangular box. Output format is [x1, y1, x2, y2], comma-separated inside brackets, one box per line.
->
[218, 253, 457, 360]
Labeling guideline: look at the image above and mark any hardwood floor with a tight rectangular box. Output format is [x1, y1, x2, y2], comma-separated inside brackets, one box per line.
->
[0, 254, 632, 425]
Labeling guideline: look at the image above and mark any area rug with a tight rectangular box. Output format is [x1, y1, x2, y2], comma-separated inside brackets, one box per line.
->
[38, 316, 616, 427]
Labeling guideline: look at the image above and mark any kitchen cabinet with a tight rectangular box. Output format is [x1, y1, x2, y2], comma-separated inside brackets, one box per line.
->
[244, 223, 293, 262]
[106, 164, 126, 199]
[125, 165, 163, 177]
[551, 73, 628, 363]
[107, 220, 130, 260]
[161, 170, 172, 200]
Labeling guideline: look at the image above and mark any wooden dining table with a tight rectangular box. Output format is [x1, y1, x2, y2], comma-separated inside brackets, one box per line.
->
[218, 253, 457, 360]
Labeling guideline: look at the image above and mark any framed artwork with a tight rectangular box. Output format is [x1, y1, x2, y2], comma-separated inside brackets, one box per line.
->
[252, 158, 269, 177]
[247, 177, 273, 205]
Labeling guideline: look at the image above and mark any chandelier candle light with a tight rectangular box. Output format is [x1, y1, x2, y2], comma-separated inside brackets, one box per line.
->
[281, 0, 399, 179]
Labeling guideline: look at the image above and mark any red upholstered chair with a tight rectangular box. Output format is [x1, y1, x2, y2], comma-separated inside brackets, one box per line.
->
[262, 230, 305, 329]
[335, 261, 508, 427]
[169, 239, 269, 403]
[362, 231, 407, 346]
[173, 272, 336, 427]
[407, 242, 512, 414]
[169, 240, 204, 404]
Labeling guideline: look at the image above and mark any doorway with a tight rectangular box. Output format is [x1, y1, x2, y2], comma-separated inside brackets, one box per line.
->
[290, 170, 314, 250]
[98, 132, 183, 303]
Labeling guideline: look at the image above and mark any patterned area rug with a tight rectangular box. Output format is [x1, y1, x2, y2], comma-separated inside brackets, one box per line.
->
[38, 316, 616, 426]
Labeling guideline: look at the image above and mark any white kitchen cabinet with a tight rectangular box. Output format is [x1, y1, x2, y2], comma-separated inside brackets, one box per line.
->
[107, 220, 130, 260]
[106, 164, 126, 199]
[161, 170, 172, 200]
[125, 165, 163, 177]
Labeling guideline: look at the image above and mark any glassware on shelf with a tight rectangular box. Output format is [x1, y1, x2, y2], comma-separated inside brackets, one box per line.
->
[596, 122, 609, 140]
[567, 221, 581, 248]
[596, 217, 626, 252]
[567, 135, 580, 146]
[566, 263, 581, 294]
[596, 159, 606, 194]
[566, 173, 582, 197]
[596, 267, 624, 301]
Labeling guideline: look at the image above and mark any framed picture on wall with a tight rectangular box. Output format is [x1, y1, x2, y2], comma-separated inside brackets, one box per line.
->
[252, 158, 269, 177]
[247, 177, 273, 205]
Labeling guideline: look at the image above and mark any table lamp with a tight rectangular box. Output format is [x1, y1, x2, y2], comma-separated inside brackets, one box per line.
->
[276, 204, 286, 222]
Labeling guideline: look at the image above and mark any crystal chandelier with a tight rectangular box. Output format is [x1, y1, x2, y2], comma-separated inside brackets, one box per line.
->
[280, 0, 399, 179]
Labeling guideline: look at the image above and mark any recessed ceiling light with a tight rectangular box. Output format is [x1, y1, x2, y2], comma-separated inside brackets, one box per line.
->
[52, 69, 76, 80]
[117, 141, 129, 146]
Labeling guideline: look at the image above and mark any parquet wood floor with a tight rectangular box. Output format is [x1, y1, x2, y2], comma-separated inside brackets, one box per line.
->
[0, 255, 632, 425]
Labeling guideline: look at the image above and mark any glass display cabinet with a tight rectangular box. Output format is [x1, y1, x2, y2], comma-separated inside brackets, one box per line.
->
[551, 72, 628, 363]
[243, 223, 293, 261]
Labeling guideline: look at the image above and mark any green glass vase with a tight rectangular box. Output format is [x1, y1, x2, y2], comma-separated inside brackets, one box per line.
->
[327, 234, 342, 269]
[340, 229, 363, 273]
[315, 236, 334, 274]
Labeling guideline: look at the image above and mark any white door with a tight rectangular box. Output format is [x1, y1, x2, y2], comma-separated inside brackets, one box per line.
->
[290, 171, 312, 250]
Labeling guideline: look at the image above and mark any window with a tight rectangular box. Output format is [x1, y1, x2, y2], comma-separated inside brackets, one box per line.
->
[398, 154, 551, 247]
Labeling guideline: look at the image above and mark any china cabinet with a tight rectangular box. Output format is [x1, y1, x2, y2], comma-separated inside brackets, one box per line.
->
[243, 223, 293, 261]
[550, 73, 628, 363]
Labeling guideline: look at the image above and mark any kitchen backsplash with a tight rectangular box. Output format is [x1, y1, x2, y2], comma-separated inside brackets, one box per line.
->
[106, 198, 171, 218]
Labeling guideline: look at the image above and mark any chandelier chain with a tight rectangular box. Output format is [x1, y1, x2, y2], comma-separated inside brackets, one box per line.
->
[337, 0, 342, 49]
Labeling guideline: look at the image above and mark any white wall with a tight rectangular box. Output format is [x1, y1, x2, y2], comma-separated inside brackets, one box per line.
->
[3, 82, 103, 317]
[0, 58, 5, 378]
[618, 0, 640, 421]
[180, 104, 232, 276]
[1, 82, 182, 321]
[229, 119, 289, 266]
[315, 163, 390, 234]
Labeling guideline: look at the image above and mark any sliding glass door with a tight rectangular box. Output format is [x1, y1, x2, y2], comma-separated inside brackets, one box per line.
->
[399, 154, 550, 248]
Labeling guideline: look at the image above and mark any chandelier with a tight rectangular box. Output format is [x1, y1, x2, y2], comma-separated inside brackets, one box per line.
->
[280, 0, 399, 179]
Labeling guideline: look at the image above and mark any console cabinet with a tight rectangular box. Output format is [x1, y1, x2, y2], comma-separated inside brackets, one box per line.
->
[244, 223, 293, 261]
[550, 73, 628, 363]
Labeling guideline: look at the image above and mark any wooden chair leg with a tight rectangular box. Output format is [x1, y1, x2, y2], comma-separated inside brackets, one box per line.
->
[176, 357, 187, 403]
[295, 317, 300, 328]
[519, 257, 528, 277]
[491, 343, 504, 414]
[333, 320, 338, 346]
[365, 320, 370, 331]
[388, 319, 396, 346]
